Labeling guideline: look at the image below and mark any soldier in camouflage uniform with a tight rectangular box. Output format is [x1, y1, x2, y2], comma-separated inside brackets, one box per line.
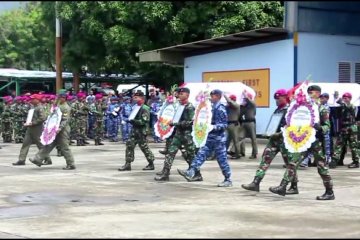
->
[155, 87, 201, 181]
[11, 96, 23, 143]
[12, 94, 52, 166]
[93, 93, 107, 145]
[30, 89, 76, 170]
[67, 95, 77, 145]
[118, 92, 155, 171]
[242, 89, 300, 194]
[73, 92, 89, 146]
[1, 97, 14, 143]
[178, 89, 232, 187]
[330, 92, 359, 168]
[269, 85, 335, 200]
[0, 98, 3, 145]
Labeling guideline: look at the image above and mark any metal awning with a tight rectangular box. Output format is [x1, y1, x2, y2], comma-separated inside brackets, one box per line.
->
[137, 27, 289, 65]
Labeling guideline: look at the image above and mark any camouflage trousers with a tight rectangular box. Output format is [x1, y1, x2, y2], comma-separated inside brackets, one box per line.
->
[14, 121, 24, 142]
[164, 131, 196, 170]
[255, 135, 290, 179]
[1, 121, 13, 142]
[190, 139, 231, 180]
[75, 118, 87, 141]
[69, 118, 76, 141]
[283, 139, 333, 188]
[94, 119, 104, 141]
[125, 130, 154, 163]
[332, 127, 359, 163]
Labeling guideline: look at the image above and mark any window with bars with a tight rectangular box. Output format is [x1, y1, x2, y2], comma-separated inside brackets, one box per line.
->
[338, 62, 351, 83]
[355, 63, 360, 84]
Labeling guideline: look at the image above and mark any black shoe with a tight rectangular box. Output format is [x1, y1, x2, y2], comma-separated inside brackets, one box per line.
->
[348, 162, 359, 168]
[29, 158, 42, 167]
[63, 165, 76, 170]
[94, 139, 99, 145]
[227, 151, 235, 156]
[286, 182, 299, 195]
[177, 169, 197, 182]
[98, 141, 104, 145]
[156, 168, 165, 176]
[329, 160, 337, 169]
[193, 170, 203, 181]
[12, 160, 25, 166]
[316, 190, 335, 200]
[241, 176, 262, 192]
[118, 162, 131, 171]
[143, 163, 155, 171]
[42, 160, 52, 165]
[249, 154, 257, 159]
[154, 167, 170, 181]
[269, 179, 288, 196]
[159, 150, 167, 155]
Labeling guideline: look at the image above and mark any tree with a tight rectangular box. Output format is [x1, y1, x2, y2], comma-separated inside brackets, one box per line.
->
[0, 3, 53, 70]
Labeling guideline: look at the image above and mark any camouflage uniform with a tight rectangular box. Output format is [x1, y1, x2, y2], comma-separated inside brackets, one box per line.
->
[155, 101, 196, 181]
[1, 102, 13, 142]
[94, 100, 107, 145]
[178, 97, 232, 186]
[73, 100, 89, 145]
[331, 99, 359, 167]
[119, 103, 155, 171]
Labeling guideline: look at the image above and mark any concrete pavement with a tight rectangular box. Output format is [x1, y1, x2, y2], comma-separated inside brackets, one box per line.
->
[0, 139, 360, 238]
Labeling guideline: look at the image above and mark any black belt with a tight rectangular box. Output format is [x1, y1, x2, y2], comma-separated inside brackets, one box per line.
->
[243, 119, 256, 123]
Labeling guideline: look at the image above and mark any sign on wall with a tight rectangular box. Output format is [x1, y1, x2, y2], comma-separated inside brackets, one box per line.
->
[202, 68, 270, 107]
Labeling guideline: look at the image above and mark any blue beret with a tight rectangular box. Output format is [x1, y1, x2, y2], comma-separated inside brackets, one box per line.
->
[210, 89, 222, 96]
[320, 93, 329, 98]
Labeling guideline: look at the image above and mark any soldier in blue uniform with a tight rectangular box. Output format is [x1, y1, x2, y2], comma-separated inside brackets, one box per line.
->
[178, 89, 232, 187]
[120, 96, 133, 143]
[106, 96, 121, 142]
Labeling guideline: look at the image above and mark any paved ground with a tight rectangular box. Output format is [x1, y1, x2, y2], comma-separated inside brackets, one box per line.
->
[0, 139, 360, 238]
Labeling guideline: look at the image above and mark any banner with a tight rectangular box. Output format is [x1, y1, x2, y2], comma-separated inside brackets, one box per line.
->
[191, 87, 213, 148]
[282, 81, 319, 153]
[40, 106, 62, 145]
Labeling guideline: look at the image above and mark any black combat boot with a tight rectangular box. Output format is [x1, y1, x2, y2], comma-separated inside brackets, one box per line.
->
[94, 139, 99, 145]
[348, 161, 359, 168]
[269, 179, 289, 196]
[156, 168, 165, 176]
[98, 139, 104, 145]
[143, 162, 155, 171]
[316, 181, 335, 200]
[159, 149, 167, 155]
[193, 170, 203, 181]
[329, 160, 337, 169]
[118, 162, 131, 171]
[154, 167, 170, 181]
[29, 158, 42, 167]
[286, 182, 299, 195]
[241, 176, 262, 192]
[12, 160, 25, 166]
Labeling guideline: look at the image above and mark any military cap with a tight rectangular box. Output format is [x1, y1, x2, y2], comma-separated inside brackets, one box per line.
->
[342, 92, 352, 99]
[77, 92, 86, 98]
[178, 87, 190, 94]
[307, 85, 321, 93]
[210, 89, 222, 96]
[57, 89, 68, 97]
[274, 89, 288, 99]
[229, 94, 237, 101]
[30, 94, 43, 101]
[133, 92, 145, 97]
[320, 93, 329, 99]
[95, 93, 103, 100]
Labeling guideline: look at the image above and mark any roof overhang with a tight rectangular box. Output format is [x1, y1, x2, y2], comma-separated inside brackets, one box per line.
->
[137, 27, 289, 66]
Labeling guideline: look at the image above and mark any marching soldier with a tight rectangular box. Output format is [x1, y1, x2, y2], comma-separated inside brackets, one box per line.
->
[330, 92, 359, 168]
[118, 92, 155, 171]
[29, 89, 76, 170]
[155, 87, 201, 181]
[12, 94, 52, 166]
[269, 85, 335, 200]
[242, 89, 297, 194]
[178, 89, 232, 187]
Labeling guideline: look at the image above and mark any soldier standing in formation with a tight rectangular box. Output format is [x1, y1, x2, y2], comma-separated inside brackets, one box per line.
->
[178, 89, 232, 187]
[73, 92, 90, 146]
[93, 93, 107, 145]
[155, 87, 201, 181]
[12, 94, 52, 166]
[106, 96, 121, 142]
[1, 97, 13, 143]
[330, 92, 359, 168]
[29, 89, 76, 170]
[120, 96, 133, 143]
[224, 94, 242, 159]
[118, 92, 155, 171]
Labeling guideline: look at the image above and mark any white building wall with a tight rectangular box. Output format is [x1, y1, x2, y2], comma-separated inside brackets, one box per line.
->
[184, 39, 294, 134]
[298, 32, 360, 83]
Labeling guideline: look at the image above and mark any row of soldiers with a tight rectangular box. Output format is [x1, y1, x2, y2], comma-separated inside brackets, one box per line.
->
[0, 92, 164, 146]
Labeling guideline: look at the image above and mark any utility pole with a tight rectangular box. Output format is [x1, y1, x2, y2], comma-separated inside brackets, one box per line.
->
[55, 1, 63, 92]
